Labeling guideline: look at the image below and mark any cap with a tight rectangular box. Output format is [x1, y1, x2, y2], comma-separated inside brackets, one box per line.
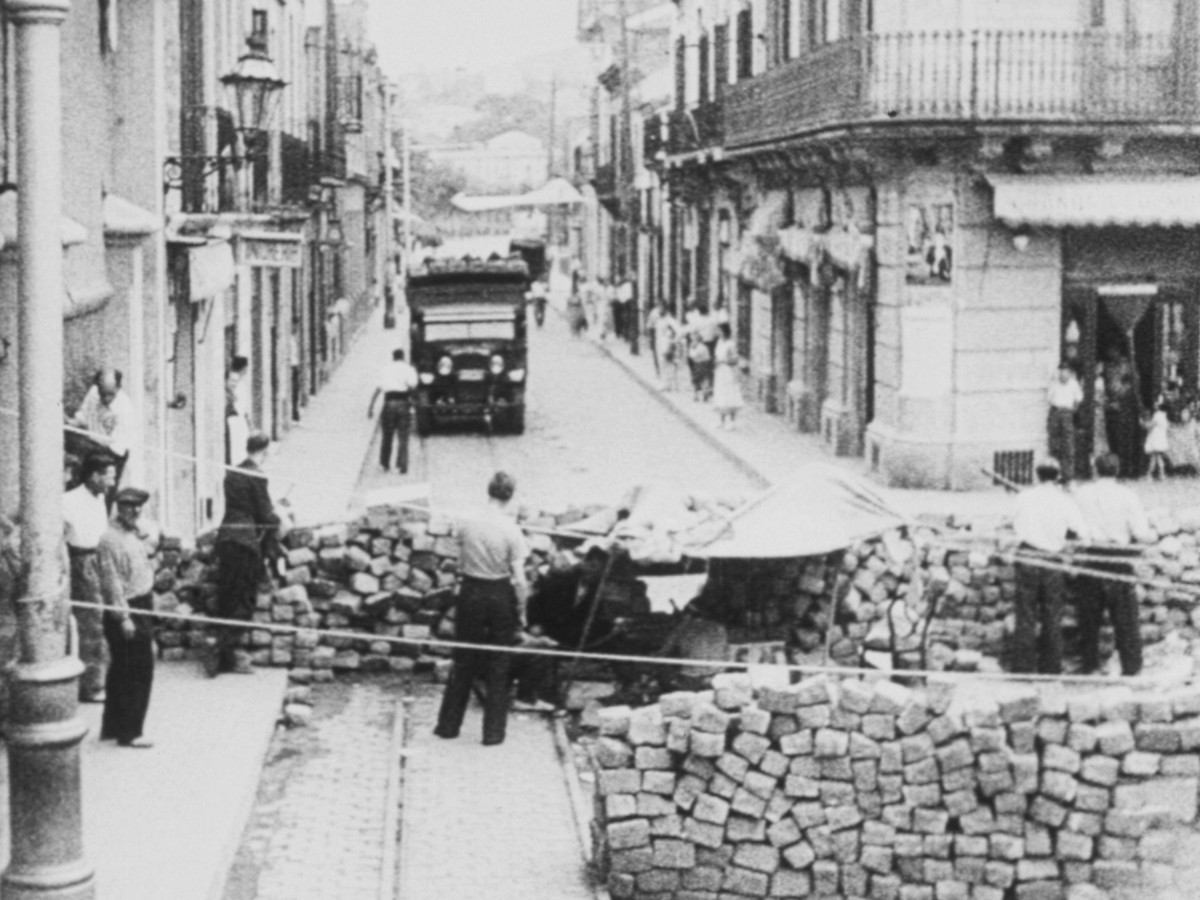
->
[114, 487, 150, 507]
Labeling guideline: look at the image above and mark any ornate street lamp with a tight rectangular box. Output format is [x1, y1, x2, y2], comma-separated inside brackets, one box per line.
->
[221, 31, 287, 137]
[164, 28, 286, 208]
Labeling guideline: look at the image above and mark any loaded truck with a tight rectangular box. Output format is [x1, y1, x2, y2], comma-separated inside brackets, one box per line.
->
[407, 257, 529, 435]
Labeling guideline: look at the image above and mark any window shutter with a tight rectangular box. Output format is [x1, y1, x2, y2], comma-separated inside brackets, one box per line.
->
[698, 33, 710, 103]
[713, 24, 729, 97]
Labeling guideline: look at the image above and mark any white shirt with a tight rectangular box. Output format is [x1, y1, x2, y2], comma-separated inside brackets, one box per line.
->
[1072, 479, 1154, 545]
[63, 485, 110, 550]
[76, 386, 136, 456]
[1047, 376, 1083, 411]
[655, 313, 680, 348]
[1013, 483, 1091, 552]
[378, 360, 419, 394]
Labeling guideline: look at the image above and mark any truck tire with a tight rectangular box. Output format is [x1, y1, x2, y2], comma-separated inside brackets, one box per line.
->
[508, 407, 525, 435]
[415, 407, 434, 437]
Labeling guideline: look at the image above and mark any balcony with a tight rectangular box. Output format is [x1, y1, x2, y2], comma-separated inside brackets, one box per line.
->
[725, 30, 1199, 150]
[667, 102, 724, 155]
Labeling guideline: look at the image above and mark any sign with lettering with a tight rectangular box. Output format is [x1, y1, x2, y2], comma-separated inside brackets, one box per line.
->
[238, 234, 303, 269]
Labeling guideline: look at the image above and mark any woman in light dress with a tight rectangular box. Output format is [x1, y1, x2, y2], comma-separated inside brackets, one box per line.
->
[711, 323, 743, 430]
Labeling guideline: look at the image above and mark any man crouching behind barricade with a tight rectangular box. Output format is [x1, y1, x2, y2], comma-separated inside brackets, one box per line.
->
[208, 431, 282, 678]
[654, 591, 730, 693]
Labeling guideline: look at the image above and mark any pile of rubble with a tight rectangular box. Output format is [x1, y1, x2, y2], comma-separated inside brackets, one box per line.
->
[591, 673, 1200, 900]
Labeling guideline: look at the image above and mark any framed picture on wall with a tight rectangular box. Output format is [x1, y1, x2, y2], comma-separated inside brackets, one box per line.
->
[905, 202, 954, 285]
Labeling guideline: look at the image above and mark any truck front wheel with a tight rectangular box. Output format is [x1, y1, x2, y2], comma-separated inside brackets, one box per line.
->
[415, 406, 434, 436]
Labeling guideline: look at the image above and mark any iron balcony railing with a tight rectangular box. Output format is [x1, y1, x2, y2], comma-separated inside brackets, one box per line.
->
[667, 102, 724, 155]
[725, 29, 1200, 149]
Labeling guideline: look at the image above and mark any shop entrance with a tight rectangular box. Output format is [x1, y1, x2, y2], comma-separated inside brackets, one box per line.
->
[1062, 282, 1199, 479]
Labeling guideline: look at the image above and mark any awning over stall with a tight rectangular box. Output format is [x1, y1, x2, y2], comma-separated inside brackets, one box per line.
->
[681, 464, 908, 559]
[987, 175, 1200, 228]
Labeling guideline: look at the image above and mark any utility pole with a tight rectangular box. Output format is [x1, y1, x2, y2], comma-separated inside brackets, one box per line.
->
[402, 123, 413, 282]
[382, 81, 396, 325]
[3, 1, 94, 897]
[617, 0, 640, 355]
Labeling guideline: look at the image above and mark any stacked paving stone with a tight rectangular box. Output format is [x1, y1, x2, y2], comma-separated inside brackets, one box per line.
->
[149, 505, 562, 673]
[592, 673, 1200, 900]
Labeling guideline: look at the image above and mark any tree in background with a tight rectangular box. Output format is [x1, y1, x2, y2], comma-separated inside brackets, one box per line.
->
[450, 93, 551, 145]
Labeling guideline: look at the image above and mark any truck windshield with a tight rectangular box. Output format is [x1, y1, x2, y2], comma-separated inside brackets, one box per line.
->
[423, 320, 515, 341]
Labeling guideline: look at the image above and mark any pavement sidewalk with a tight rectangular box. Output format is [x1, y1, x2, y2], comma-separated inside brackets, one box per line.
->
[268, 306, 398, 526]
[0, 662, 288, 900]
[573, 307, 1200, 520]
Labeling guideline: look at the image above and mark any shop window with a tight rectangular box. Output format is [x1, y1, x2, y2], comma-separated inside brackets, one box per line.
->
[905, 201, 953, 285]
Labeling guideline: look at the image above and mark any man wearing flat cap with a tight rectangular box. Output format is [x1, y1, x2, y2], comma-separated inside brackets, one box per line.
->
[96, 486, 157, 748]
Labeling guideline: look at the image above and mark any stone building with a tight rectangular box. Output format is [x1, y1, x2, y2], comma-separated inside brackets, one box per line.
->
[660, 0, 1200, 489]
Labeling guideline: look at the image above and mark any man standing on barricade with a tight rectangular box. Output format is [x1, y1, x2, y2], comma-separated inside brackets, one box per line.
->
[209, 431, 281, 677]
[1012, 457, 1091, 674]
[97, 487, 157, 748]
[63, 452, 117, 702]
[1072, 452, 1154, 675]
[434, 471, 530, 746]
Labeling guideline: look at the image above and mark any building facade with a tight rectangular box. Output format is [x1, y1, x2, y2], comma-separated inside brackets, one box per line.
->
[0, 0, 390, 539]
[658, 0, 1200, 489]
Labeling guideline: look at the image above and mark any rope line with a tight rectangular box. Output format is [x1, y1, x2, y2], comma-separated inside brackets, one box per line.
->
[65, 599, 1152, 686]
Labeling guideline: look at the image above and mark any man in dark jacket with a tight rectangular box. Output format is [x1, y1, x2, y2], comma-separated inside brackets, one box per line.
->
[209, 431, 280, 676]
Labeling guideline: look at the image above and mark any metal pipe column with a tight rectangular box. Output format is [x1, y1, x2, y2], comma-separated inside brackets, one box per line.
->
[2, 2, 94, 898]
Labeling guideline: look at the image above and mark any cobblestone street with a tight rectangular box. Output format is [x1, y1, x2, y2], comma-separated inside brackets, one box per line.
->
[398, 683, 597, 900]
[355, 303, 763, 514]
[223, 677, 406, 900]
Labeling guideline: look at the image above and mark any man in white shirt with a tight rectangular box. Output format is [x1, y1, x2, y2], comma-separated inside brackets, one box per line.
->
[63, 453, 117, 702]
[1072, 452, 1154, 675]
[1047, 362, 1083, 480]
[435, 472, 531, 746]
[1012, 457, 1091, 674]
[367, 348, 420, 474]
[70, 369, 137, 492]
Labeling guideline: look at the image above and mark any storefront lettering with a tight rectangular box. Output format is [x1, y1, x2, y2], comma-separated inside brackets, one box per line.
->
[239, 238, 303, 268]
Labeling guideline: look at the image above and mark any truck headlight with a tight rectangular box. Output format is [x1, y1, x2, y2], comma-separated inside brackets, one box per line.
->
[507, 368, 525, 382]
[489, 354, 505, 375]
[436, 356, 453, 376]
[419, 372, 434, 385]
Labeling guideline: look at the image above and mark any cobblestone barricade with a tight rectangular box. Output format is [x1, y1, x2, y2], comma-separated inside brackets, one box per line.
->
[148, 504, 577, 673]
[142, 501, 1200, 679]
[710, 505, 1200, 674]
[591, 673, 1200, 900]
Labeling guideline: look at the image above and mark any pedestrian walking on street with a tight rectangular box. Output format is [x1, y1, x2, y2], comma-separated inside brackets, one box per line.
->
[64, 452, 118, 703]
[368, 348, 419, 474]
[97, 486, 157, 748]
[653, 303, 681, 390]
[210, 432, 281, 677]
[712, 323, 743, 430]
[1011, 458, 1091, 674]
[435, 471, 531, 746]
[1072, 452, 1154, 675]
[687, 331, 713, 403]
[1046, 362, 1082, 480]
[566, 284, 587, 338]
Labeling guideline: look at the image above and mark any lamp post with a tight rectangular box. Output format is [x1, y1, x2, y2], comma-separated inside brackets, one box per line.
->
[2, 1, 95, 898]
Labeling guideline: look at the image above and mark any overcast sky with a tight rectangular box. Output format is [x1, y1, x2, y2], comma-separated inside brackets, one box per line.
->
[366, 0, 579, 77]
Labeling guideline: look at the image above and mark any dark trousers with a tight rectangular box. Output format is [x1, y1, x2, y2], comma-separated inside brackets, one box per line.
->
[380, 399, 412, 473]
[435, 577, 519, 744]
[69, 550, 107, 699]
[1013, 559, 1066, 674]
[215, 541, 261, 668]
[1077, 548, 1142, 675]
[1047, 407, 1077, 478]
[101, 594, 154, 743]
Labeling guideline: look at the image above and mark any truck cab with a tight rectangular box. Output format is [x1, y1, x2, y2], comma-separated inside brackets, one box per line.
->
[407, 257, 529, 435]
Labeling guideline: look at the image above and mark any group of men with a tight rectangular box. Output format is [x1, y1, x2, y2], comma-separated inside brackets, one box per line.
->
[1013, 452, 1152, 677]
[61, 351, 286, 748]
